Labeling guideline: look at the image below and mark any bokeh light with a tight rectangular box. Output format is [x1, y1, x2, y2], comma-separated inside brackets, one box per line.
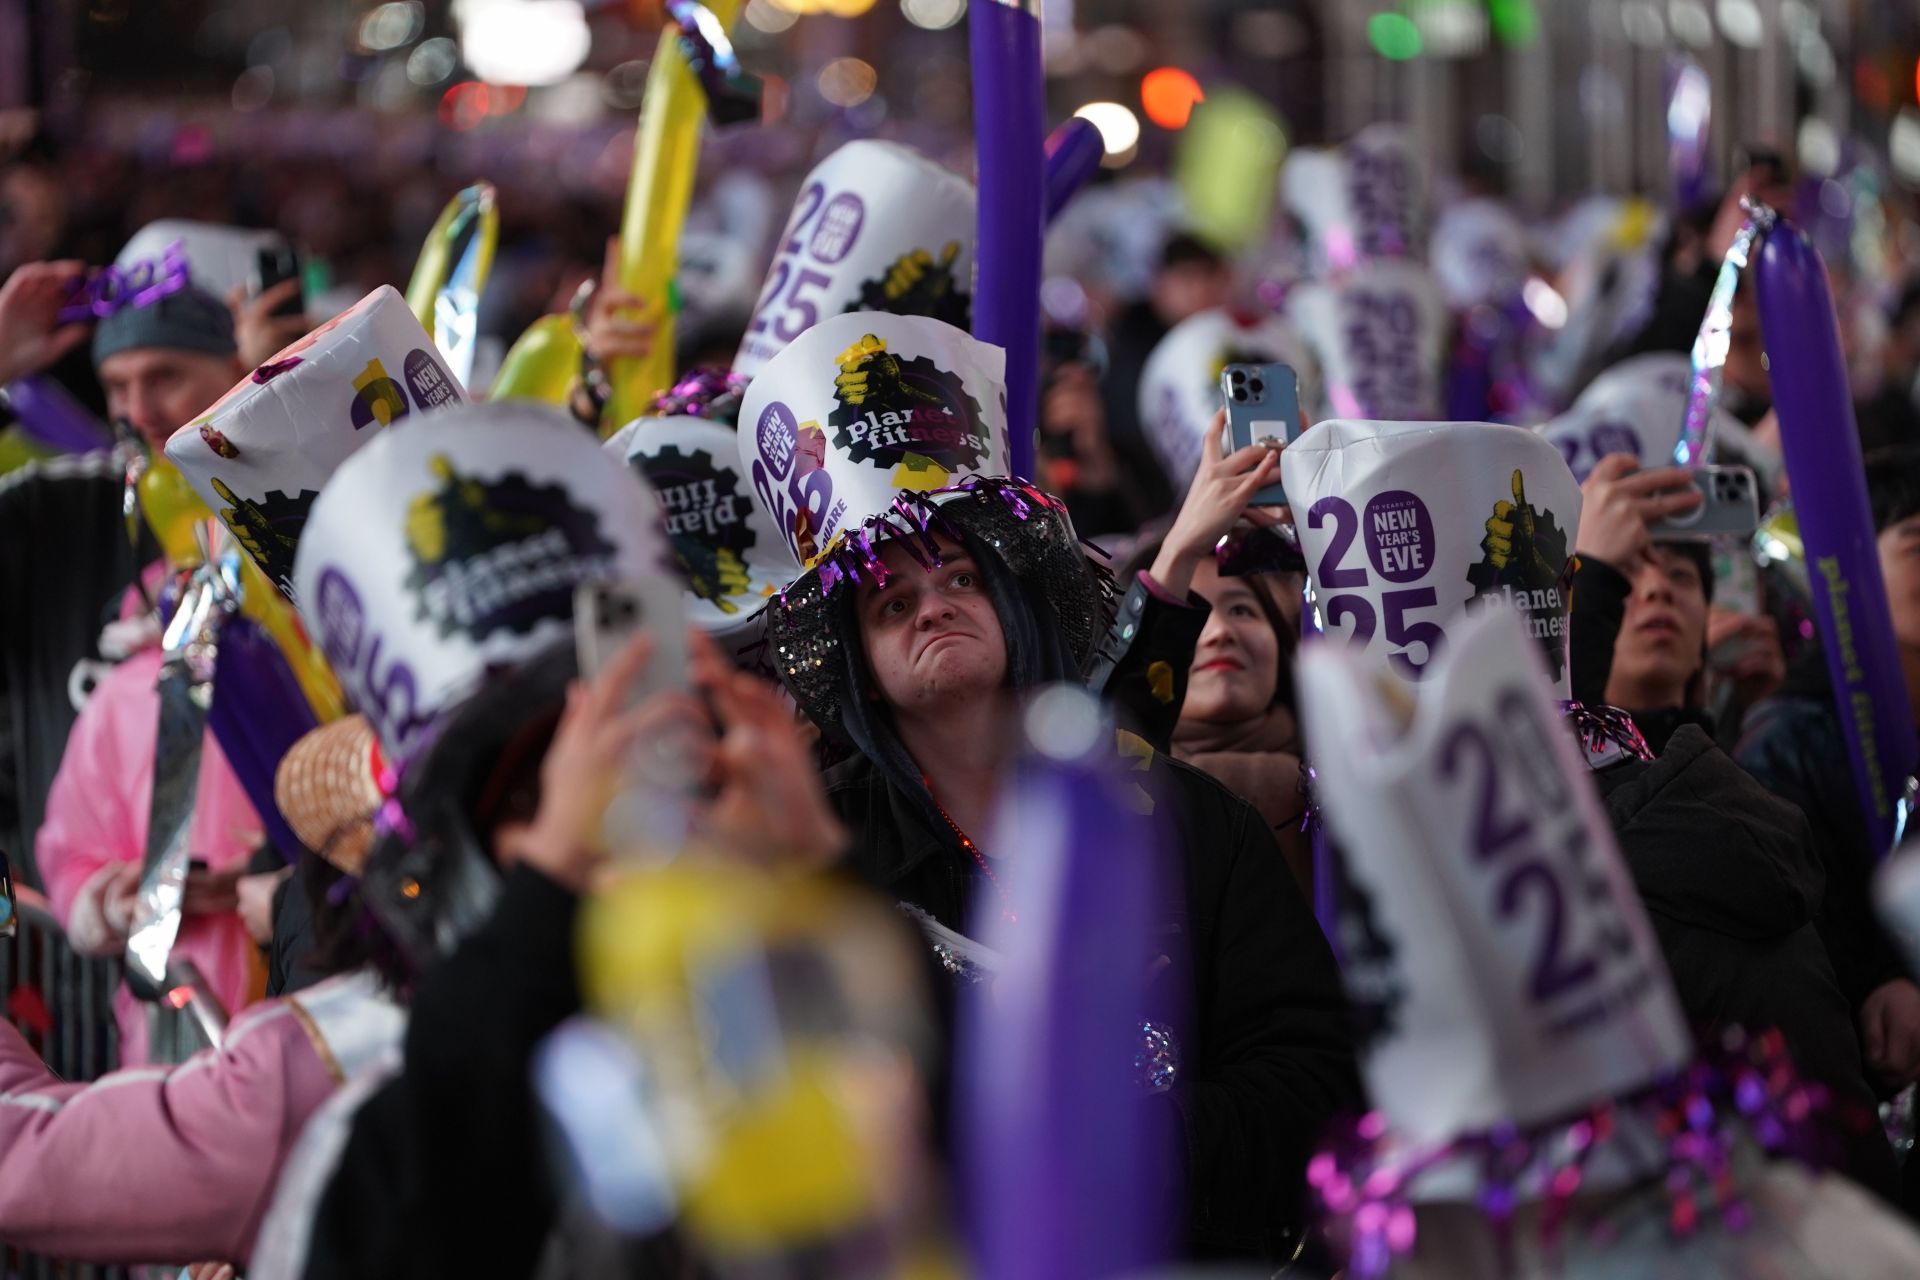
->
[458, 0, 591, 88]
[1074, 100, 1141, 165]
[1140, 67, 1204, 130]
[745, 0, 799, 32]
[901, 0, 964, 31]
[817, 57, 878, 108]
[407, 36, 458, 86]
[359, 2, 424, 53]
[1367, 13, 1422, 61]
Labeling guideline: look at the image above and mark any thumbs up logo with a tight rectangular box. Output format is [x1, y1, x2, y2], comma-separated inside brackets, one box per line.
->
[1466, 467, 1572, 679]
[855, 240, 970, 329]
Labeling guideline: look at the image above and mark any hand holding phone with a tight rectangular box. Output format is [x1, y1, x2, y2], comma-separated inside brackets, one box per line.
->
[1647, 466, 1760, 539]
[1221, 362, 1299, 508]
[574, 579, 700, 856]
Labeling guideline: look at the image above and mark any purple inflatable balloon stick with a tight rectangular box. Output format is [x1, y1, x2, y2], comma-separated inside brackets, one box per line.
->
[1755, 220, 1920, 857]
[3, 375, 112, 454]
[957, 687, 1177, 1280]
[969, 0, 1045, 481]
[209, 613, 320, 861]
[1043, 117, 1103, 226]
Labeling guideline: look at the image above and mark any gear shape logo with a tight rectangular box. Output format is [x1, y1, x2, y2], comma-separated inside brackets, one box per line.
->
[827, 332, 991, 473]
[640, 443, 760, 614]
[851, 241, 971, 329]
[209, 478, 319, 595]
[402, 454, 620, 641]
[1465, 467, 1571, 681]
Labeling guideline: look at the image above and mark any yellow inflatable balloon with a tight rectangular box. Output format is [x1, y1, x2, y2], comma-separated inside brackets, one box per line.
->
[137, 456, 215, 569]
[607, 0, 746, 429]
[487, 313, 582, 406]
[238, 556, 346, 723]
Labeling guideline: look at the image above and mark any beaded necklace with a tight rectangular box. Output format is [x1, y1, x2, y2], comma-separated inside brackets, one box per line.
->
[921, 774, 1016, 923]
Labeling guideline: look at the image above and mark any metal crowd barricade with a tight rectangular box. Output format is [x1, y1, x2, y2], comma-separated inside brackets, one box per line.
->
[1, 896, 130, 1280]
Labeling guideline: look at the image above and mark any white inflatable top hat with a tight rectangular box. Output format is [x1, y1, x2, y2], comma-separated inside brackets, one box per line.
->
[292, 401, 671, 760]
[1431, 198, 1531, 312]
[116, 219, 294, 301]
[1289, 260, 1449, 421]
[739, 311, 1109, 735]
[1540, 352, 1706, 483]
[1283, 122, 1429, 273]
[1281, 418, 1582, 699]
[603, 415, 800, 650]
[733, 140, 975, 378]
[165, 285, 465, 602]
[1138, 306, 1318, 490]
[1300, 604, 1690, 1154]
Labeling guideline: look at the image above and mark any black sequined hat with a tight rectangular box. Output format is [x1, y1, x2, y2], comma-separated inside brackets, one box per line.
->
[767, 476, 1114, 737]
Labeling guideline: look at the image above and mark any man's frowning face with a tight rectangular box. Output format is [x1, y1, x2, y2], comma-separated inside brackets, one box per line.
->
[855, 531, 1008, 719]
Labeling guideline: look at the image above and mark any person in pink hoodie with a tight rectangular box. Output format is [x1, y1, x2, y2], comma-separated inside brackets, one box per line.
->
[0, 965, 403, 1267]
[35, 643, 266, 1063]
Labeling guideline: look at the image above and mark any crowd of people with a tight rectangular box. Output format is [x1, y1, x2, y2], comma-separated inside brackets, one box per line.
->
[8, 32, 1920, 1280]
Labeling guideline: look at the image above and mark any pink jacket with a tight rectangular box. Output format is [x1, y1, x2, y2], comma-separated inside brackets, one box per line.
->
[0, 969, 403, 1266]
[34, 645, 265, 1063]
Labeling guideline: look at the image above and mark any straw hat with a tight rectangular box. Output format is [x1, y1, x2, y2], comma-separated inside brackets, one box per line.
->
[273, 714, 384, 874]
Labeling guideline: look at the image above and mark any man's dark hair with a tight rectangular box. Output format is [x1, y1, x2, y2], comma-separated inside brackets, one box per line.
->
[1159, 231, 1225, 273]
[1866, 445, 1920, 535]
[1651, 540, 1716, 606]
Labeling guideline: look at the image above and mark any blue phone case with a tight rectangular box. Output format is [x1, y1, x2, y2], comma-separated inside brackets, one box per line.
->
[1220, 362, 1298, 507]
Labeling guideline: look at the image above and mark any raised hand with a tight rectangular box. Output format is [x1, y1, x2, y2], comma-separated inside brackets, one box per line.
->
[1575, 454, 1704, 575]
[1148, 408, 1284, 599]
[0, 261, 92, 386]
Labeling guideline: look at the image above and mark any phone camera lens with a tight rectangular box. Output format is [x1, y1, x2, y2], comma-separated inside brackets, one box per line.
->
[1249, 378, 1265, 396]
[1229, 369, 1245, 383]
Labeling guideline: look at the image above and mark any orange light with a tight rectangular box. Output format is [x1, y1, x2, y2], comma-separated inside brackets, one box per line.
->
[166, 986, 194, 1010]
[1140, 66, 1204, 130]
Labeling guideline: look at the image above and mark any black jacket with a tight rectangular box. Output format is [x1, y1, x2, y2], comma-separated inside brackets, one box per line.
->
[824, 747, 1361, 1263]
[1595, 725, 1898, 1200]
[1734, 649, 1910, 1017]
[301, 863, 581, 1279]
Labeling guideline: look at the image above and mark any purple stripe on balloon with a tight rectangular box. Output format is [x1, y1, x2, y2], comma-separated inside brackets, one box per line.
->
[1755, 221, 1919, 857]
[1043, 118, 1103, 226]
[969, 0, 1046, 480]
[3, 375, 112, 453]
[959, 736, 1177, 1279]
[209, 614, 321, 861]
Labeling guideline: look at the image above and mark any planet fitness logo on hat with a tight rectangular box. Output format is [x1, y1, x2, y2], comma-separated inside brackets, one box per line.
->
[643, 444, 761, 614]
[401, 454, 619, 640]
[1464, 468, 1571, 680]
[827, 332, 990, 473]
[209, 477, 316, 595]
[753, 399, 843, 565]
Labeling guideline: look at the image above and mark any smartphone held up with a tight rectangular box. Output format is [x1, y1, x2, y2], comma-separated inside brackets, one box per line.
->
[1220, 361, 1299, 508]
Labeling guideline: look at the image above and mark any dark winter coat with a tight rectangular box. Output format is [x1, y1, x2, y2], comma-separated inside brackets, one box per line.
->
[1594, 725, 1899, 1201]
[824, 744, 1361, 1265]
[1734, 647, 1910, 1017]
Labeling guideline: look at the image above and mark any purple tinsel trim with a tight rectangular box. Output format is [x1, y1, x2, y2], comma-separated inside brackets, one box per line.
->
[801, 476, 1063, 602]
[1558, 700, 1655, 765]
[1311, 1027, 1828, 1278]
[650, 366, 749, 422]
[57, 240, 192, 324]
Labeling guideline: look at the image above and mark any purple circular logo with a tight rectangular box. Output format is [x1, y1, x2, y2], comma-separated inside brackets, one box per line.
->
[756, 401, 799, 481]
[313, 566, 366, 670]
[404, 348, 460, 410]
[1363, 489, 1434, 584]
[808, 193, 866, 265]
